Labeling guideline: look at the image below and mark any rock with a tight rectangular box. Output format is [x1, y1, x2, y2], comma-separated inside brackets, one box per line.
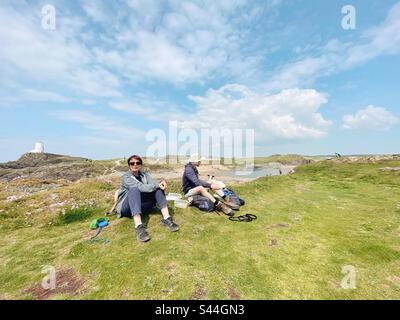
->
[330, 154, 400, 164]
[380, 167, 400, 172]
[50, 193, 59, 200]
[0, 153, 103, 182]
[49, 201, 67, 208]
[6, 195, 20, 202]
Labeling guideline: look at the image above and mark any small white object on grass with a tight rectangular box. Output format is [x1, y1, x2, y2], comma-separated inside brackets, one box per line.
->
[166, 193, 182, 201]
[174, 199, 189, 208]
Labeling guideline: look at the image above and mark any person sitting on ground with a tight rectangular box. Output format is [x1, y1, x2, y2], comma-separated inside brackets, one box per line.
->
[115, 154, 179, 242]
[182, 153, 236, 216]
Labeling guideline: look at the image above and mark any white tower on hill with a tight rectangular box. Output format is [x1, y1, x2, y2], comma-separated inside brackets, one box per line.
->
[30, 142, 44, 153]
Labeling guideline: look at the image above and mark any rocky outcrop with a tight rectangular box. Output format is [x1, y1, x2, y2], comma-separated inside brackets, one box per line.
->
[380, 167, 400, 172]
[0, 153, 102, 182]
[329, 154, 400, 163]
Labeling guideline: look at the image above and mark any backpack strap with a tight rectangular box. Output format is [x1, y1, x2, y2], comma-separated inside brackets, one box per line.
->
[90, 226, 104, 239]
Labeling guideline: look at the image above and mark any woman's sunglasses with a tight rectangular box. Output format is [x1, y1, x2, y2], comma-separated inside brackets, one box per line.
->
[129, 161, 142, 166]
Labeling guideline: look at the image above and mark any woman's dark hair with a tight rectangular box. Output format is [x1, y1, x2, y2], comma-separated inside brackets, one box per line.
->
[127, 155, 143, 165]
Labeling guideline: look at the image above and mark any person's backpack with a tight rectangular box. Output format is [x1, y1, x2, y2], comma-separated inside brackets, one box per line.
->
[90, 217, 109, 230]
[190, 195, 215, 212]
[223, 188, 245, 207]
[89, 218, 110, 243]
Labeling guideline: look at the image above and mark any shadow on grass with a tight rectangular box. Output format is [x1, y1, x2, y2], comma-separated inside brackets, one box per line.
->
[56, 206, 99, 225]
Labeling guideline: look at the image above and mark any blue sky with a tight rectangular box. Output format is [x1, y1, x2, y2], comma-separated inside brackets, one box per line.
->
[0, 0, 399, 162]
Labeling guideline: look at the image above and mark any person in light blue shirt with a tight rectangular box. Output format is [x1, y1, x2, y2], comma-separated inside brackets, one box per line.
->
[116, 154, 179, 242]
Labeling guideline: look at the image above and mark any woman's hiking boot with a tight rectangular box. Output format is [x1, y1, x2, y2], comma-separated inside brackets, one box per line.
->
[135, 224, 150, 242]
[215, 201, 233, 216]
[160, 217, 180, 232]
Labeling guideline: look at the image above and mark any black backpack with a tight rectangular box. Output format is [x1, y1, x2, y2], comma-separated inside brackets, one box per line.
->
[190, 195, 215, 212]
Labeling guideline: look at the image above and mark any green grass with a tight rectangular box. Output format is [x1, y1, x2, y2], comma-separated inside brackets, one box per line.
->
[55, 206, 99, 226]
[0, 160, 399, 299]
[253, 154, 310, 165]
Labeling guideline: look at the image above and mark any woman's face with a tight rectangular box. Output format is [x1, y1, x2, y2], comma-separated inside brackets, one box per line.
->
[129, 159, 142, 174]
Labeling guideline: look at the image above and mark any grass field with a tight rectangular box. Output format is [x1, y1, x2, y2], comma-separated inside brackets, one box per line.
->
[0, 160, 399, 299]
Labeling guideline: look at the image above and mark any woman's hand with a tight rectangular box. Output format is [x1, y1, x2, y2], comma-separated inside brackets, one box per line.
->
[159, 179, 168, 191]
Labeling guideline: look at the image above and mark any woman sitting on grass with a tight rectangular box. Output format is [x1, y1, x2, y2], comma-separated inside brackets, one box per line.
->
[115, 155, 179, 242]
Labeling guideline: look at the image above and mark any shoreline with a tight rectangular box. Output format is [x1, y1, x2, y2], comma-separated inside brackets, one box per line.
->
[151, 163, 297, 185]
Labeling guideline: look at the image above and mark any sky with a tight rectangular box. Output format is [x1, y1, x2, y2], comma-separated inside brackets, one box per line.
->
[0, 0, 399, 162]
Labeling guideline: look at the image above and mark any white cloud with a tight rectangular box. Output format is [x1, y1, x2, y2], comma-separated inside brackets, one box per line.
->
[0, 0, 275, 103]
[22, 89, 70, 103]
[108, 84, 332, 141]
[0, 88, 70, 106]
[48, 110, 148, 158]
[265, 2, 400, 91]
[82, 1, 110, 23]
[81, 99, 97, 105]
[2, 1, 399, 100]
[110, 101, 154, 116]
[128, 31, 200, 82]
[72, 135, 125, 146]
[109, 96, 184, 122]
[344, 2, 400, 68]
[51, 110, 144, 138]
[0, 5, 122, 99]
[93, 0, 267, 84]
[180, 84, 331, 141]
[342, 105, 399, 131]
[0, 6, 88, 76]
[68, 68, 122, 98]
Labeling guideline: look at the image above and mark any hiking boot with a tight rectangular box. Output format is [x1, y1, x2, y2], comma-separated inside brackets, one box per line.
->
[215, 201, 233, 216]
[135, 224, 150, 242]
[223, 197, 240, 210]
[160, 217, 180, 232]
